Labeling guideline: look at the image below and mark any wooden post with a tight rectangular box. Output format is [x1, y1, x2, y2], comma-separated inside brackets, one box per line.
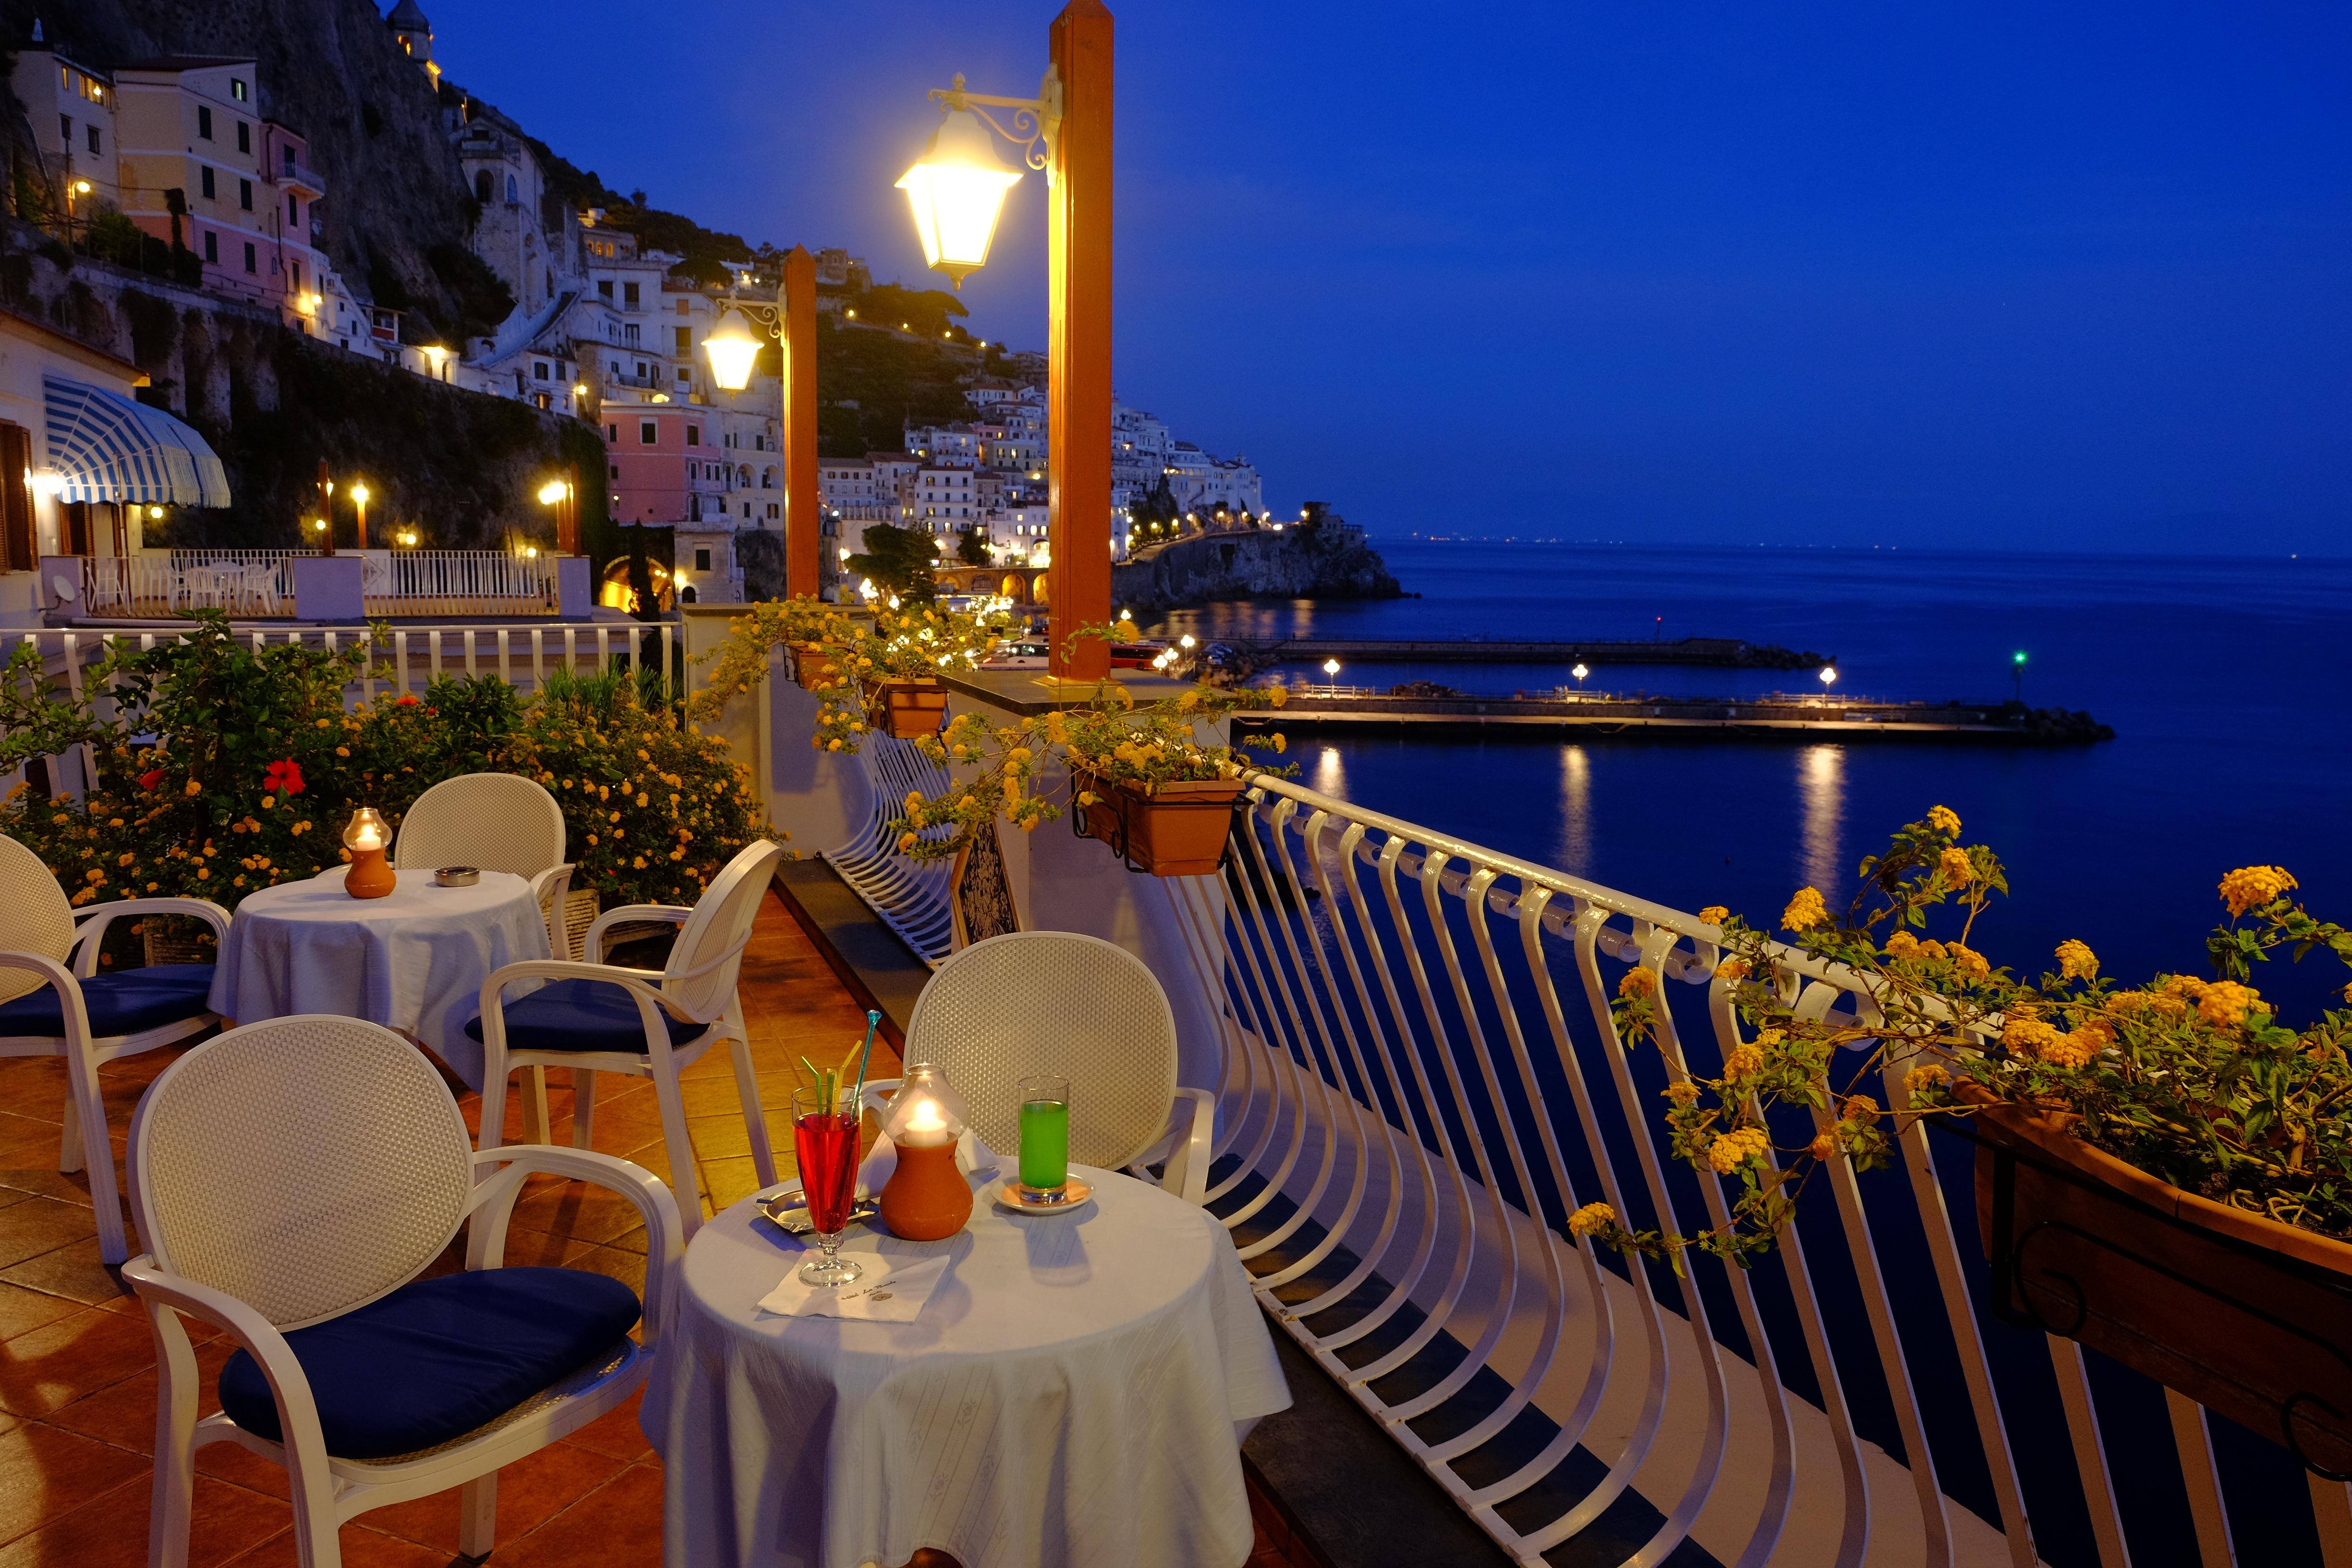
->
[315, 458, 335, 555]
[782, 245, 820, 600]
[1047, 0, 1114, 682]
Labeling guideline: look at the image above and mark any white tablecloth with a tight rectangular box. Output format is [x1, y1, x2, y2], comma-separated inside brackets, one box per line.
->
[206, 867, 549, 1087]
[645, 1162, 1291, 1568]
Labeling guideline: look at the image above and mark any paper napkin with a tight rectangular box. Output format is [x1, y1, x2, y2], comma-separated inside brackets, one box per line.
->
[756, 1253, 951, 1322]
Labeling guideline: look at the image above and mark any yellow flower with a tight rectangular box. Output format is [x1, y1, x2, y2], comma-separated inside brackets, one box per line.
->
[1782, 887, 1827, 931]
[335, 746, 349, 758]
[1567, 1201, 1616, 1238]
[1267, 686, 1288, 708]
[184, 779, 202, 796]
[1696, 905, 1728, 926]
[1927, 805, 1961, 836]
[1724, 1042, 1764, 1079]
[1617, 966, 1657, 1000]
[1707, 1127, 1772, 1174]
[1715, 956, 1749, 981]
[1905, 1063, 1951, 1102]
[1840, 1094, 1879, 1125]
[1884, 929, 1920, 959]
[898, 833, 919, 853]
[2041, 1033, 2096, 1068]
[2218, 865, 2296, 917]
[2055, 939, 2098, 980]
[2003, 1017, 2060, 1055]
[1938, 847, 1974, 887]
[316, 718, 331, 729]
[2196, 981, 2263, 1028]
[904, 791, 924, 812]
[1946, 942, 1990, 979]
[1663, 1081, 1699, 1106]
[1807, 1130, 1839, 1161]
[1271, 734, 1287, 753]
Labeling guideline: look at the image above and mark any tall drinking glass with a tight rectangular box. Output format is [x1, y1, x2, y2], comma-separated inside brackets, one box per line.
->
[791, 1085, 863, 1286]
[1017, 1075, 1071, 1204]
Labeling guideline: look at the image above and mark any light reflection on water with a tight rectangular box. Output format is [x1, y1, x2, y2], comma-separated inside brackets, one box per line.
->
[1314, 745, 1345, 797]
[1798, 744, 1846, 901]
[1558, 745, 1592, 875]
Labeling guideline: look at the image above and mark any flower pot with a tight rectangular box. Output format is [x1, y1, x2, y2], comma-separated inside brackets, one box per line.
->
[863, 678, 947, 740]
[790, 642, 836, 692]
[1966, 1090, 2352, 1476]
[1073, 772, 1245, 878]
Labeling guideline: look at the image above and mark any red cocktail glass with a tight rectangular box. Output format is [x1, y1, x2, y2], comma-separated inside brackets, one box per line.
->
[791, 1086, 863, 1287]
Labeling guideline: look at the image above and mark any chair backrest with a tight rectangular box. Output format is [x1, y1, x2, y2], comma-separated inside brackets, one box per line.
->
[662, 838, 785, 1021]
[393, 772, 566, 877]
[0, 833, 76, 1005]
[904, 932, 1178, 1170]
[129, 1016, 475, 1329]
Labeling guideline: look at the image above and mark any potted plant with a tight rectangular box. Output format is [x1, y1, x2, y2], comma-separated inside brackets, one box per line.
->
[1591, 812, 2352, 1473]
[690, 597, 1008, 747]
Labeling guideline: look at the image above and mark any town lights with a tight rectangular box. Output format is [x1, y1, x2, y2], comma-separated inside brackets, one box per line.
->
[702, 311, 762, 392]
[895, 81, 1032, 289]
[419, 344, 450, 380]
[1571, 662, 1588, 686]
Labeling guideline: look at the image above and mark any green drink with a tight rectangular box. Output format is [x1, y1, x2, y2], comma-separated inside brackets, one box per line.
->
[1017, 1076, 1071, 1200]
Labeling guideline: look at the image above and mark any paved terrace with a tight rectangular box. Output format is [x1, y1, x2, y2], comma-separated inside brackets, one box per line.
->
[0, 891, 1319, 1568]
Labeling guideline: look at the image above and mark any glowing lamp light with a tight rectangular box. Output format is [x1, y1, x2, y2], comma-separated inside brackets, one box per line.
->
[1819, 666, 1839, 686]
[148, 505, 164, 519]
[1179, 634, 1196, 649]
[1322, 658, 1342, 678]
[71, 179, 92, 196]
[537, 479, 569, 506]
[896, 107, 1023, 289]
[31, 472, 63, 498]
[342, 807, 396, 899]
[838, 547, 852, 563]
[703, 310, 762, 392]
[1571, 662, 1589, 684]
[349, 483, 368, 506]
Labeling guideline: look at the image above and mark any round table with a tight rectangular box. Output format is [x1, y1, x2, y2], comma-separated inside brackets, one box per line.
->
[205, 867, 550, 1088]
[644, 1162, 1291, 1568]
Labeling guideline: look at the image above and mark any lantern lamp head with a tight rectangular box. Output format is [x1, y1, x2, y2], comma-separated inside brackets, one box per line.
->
[703, 309, 762, 392]
[1819, 665, 1838, 686]
[342, 806, 391, 853]
[1322, 658, 1342, 677]
[896, 106, 1023, 289]
[880, 1063, 969, 1147]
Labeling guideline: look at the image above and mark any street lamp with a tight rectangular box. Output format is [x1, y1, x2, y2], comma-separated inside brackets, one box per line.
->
[1571, 662, 1588, 690]
[349, 482, 370, 549]
[419, 343, 450, 380]
[702, 311, 762, 392]
[1322, 658, 1342, 684]
[703, 249, 820, 596]
[900, 4, 1110, 680]
[1819, 665, 1838, 692]
[2012, 650, 2027, 703]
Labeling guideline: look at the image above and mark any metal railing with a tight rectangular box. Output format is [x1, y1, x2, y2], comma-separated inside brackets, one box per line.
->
[822, 732, 955, 964]
[1151, 772, 2352, 1568]
[76, 552, 559, 620]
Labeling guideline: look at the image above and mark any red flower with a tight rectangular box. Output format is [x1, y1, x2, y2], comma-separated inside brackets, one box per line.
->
[138, 769, 165, 791]
[395, 694, 419, 706]
[262, 759, 305, 796]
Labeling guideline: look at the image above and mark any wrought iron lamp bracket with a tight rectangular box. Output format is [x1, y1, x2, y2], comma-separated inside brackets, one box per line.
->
[929, 68, 1065, 180]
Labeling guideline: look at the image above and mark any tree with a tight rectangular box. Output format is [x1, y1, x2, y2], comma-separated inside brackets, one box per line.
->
[735, 528, 786, 602]
[956, 527, 991, 566]
[845, 522, 938, 600]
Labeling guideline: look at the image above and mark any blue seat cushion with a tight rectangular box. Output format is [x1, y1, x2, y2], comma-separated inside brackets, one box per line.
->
[218, 1267, 641, 1460]
[0, 964, 215, 1040]
[464, 978, 705, 1055]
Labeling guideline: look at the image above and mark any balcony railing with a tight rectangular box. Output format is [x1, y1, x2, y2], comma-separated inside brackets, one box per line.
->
[77, 551, 559, 620]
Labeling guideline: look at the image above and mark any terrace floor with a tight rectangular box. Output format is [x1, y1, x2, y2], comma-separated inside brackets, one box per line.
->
[0, 890, 1318, 1568]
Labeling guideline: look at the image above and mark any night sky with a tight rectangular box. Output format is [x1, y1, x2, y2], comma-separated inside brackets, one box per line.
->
[424, 1, 2350, 553]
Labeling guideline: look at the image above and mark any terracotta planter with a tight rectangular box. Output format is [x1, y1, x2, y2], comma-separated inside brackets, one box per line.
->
[790, 643, 837, 692]
[863, 678, 947, 740]
[1073, 772, 1245, 877]
[1966, 1089, 2352, 1475]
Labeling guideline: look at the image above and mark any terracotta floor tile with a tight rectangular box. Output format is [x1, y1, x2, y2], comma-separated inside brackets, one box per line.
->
[220, 1521, 453, 1568]
[0, 1307, 156, 1418]
[354, 1435, 627, 1554]
[557, 1387, 651, 1462]
[0, 1285, 84, 1345]
[0, 1201, 98, 1273]
[0, 1240, 130, 1309]
[504, 1179, 651, 1249]
[44, 1340, 235, 1456]
[0, 1420, 149, 1545]
[0, 1472, 284, 1568]
[492, 1457, 664, 1568]
[0, 1173, 89, 1211]
[196, 1434, 292, 1500]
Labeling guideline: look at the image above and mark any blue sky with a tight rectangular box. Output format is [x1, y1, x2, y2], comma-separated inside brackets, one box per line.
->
[425, 1, 2350, 552]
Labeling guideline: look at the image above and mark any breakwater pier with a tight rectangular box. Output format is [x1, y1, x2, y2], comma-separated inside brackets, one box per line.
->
[1264, 636, 1829, 669]
[1237, 688, 2112, 743]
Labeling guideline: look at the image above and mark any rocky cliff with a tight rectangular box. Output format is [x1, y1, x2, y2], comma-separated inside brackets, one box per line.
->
[1113, 527, 1402, 613]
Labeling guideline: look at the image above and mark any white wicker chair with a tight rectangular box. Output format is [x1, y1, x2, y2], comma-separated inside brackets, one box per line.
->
[0, 832, 228, 1263]
[393, 772, 575, 956]
[870, 931, 1213, 1203]
[124, 1015, 680, 1568]
[472, 838, 784, 1238]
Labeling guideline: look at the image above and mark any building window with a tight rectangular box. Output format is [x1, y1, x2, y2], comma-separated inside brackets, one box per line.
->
[231, 78, 248, 101]
[475, 170, 491, 203]
[236, 122, 251, 154]
[287, 194, 297, 224]
[239, 178, 253, 211]
[674, 327, 690, 354]
[87, 124, 100, 155]
[505, 174, 518, 203]
[694, 548, 711, 572]
[200, 166, 216, 199]
[597, 280, 612, 299]
[768, 503, 779, 519]
[60, 113, 70, 145]
[291, 261, 301, 288]
[203, 231, 218, 264]
[198, 106, 213, 139]
[623, 282, 640, 307]
[605, 423, 618, 442]
[243, 242, 257, 273]
[639, 421, 657, 444]
[686, 426, 703, 447]
[624, 324, 639, 345]
[610, 464, 620, 478]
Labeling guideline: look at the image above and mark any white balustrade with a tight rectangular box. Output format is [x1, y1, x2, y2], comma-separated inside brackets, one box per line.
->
[76, 552, 559, 619]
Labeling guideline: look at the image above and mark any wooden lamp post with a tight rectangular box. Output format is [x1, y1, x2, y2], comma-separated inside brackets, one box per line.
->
[896, 0, 1114, 682]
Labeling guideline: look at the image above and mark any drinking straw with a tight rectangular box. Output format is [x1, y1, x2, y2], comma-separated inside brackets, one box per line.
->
[849, 1009, 881, 1117]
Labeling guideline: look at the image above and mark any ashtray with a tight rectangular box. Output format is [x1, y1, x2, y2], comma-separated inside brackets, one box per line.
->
[756, 1188, 879, 1235]
[994, 1177, 1093, 1216]
[433, 867, 480, 887]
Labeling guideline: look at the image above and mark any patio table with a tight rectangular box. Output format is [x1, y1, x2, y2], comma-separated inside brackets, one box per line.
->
[645, 1160, 1290, 1568]
[205, 866, 549, 1088]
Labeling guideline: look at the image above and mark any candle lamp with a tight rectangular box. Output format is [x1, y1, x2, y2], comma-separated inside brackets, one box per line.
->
[342, 807, 396, 899]
[877, 1064, 973, 1240]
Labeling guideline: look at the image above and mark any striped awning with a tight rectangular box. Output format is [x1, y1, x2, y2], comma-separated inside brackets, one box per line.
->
[42, 373, 232, 509]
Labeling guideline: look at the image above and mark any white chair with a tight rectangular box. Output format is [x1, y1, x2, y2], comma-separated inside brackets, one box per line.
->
[0, 832, 228, 1263]
[393, 772, 576, 957]
[471, 838, 784, 1238]
[871, 931, 1213, 1204]
[124, 1015, 680, 1568]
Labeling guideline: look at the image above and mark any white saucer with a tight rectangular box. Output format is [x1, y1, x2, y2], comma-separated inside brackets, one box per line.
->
[993, 1176, 1093, 1216]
